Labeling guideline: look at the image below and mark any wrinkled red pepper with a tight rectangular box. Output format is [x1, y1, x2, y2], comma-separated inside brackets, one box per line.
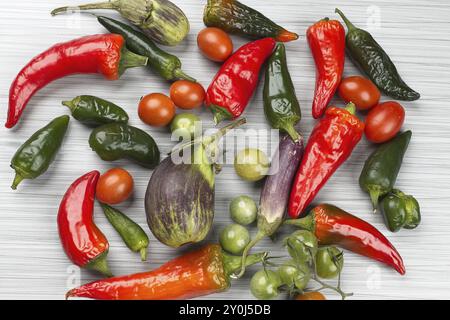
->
[288, 103, 364, 218]
[307, 18, 345, 119]
[286, 204, 406, 275]
[6, 34, 148, 128]
[206, 38, 276, 124]
[57, 170, 111, 277]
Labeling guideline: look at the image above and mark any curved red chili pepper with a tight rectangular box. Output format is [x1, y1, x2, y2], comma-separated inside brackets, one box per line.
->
[57, 170, 111, 277]
[307, 18, 345, 119]
[288, 104, 364, 218]
[287, 204, 405, 275]
[6, 34, 147, 129]
[206, 38, 276, 124]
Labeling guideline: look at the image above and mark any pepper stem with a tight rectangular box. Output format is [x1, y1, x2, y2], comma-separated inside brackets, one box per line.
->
[11, 172, 25, 190]
[284, 125, 301, 143]
[51, 2, 117, 16]
[209, 104, 233, 125]
[223, 251, 267, 279]
[344, 102, 356, 115]
[284, 213, 315, 231]
[86, 252, 113, 277]
[140, 247, 148, 261]
[62, 100, 76, 112]
[335, 8, 357, 32]
[173, 69, 197, 82]
[118, 47, 148, 77]
[233, 231, 266, 279]
[369, 188, 381, 213]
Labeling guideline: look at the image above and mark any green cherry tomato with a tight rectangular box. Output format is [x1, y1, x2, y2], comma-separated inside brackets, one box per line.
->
[230, 195, 257, 225]
[294, 263, 312, 291]
[278, 260, 311, 290]
[170, 113, 201, 139]
[219, 224, 250, 255]
[250, 269, 282, 300]
[285, 230, 318, 265]
[315, 247, 344, 279]
[234, 148, 270, 182]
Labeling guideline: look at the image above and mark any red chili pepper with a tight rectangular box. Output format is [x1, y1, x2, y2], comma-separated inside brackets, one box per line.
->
[205, 38, 276, 124]
[288, 103, 364, 218]
[57, 170, 112, 277]
[286, 204, 405, 275]
[66, 244, 265, 300]
[307, 18, 345, 119]
[6, 34, 148, 129]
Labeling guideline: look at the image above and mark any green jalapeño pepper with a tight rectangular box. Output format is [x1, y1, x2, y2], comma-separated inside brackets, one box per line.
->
[335, 8, 420, 101]
[360, 131, 412, 211]
[89, 123, 160, 169]
[381, 189, 421, 232]
[263, 43, 301, 142]
[101, 204, 149, 261]
[97, 16, 195, 82]
[11, 115, 69, 190]
[63, 95, 129, 126]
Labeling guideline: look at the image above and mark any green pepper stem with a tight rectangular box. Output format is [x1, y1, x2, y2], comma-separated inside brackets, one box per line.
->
[173, 69, 197, 83]
[51, 2, 117, 16]
[233, 230, 266, 279]
[344, 102, 356, 115]
[284, 125, 301, 143]
[11, 172, 24, 190]
[118, 47, 148, 76]
[223, 251, 267, 279]
[86, 252, 113, 277]
[62, 100, 76, 112]
[335, 8, 357, 32]
[284, 214, 315, 231]
[369, 188, 381, 214]
[140, 247, 148, 261]
[209, 104, 233, 125]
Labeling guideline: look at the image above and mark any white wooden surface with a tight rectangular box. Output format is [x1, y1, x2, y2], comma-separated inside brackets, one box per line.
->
[1, 0, 450, 300]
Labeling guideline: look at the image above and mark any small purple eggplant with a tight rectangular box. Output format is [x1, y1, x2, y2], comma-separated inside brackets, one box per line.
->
[235, 133, 304, 277]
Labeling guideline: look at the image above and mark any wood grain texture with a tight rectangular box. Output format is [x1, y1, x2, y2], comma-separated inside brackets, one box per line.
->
[1, 0, 450, 300]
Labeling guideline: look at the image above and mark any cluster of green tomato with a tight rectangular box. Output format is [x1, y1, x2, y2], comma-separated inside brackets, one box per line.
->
[219, 195, 347, 300]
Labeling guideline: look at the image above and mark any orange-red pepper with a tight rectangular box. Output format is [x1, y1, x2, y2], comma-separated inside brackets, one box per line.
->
[66, 244, 265, 300]
[307, 18, 346, 119]
[288, 104, 364, 218]
[6, 34, 148, 128]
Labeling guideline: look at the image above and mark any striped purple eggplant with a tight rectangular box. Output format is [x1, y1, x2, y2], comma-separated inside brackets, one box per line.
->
[235, 133, 304, 277]
[145, 119, 246, 248]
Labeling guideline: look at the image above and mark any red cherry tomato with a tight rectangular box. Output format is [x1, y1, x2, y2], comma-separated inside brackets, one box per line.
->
[96, 168, 134, 205]
[170, 80, 205, 110]
[197, 27, 233, 62]
[365, 101, 405, 143]
[138, 93, 175, 127]
[338, 76, 381, 110]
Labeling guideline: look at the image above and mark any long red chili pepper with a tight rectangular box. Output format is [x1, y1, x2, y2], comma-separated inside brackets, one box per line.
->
[6, 34, 148, 128]
[288, 103, 364, 218]
[286, 204, 405, 275]
[307, 18, 345, 119]
[205, 38, 276, 124]
[57, 170, 111, 277]
[66, 244, 265, 300]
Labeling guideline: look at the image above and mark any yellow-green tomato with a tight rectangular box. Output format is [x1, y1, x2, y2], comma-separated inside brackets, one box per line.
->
[278, 260, 311, 290]
[219, 224, 250, 255]
[315, 247, 344, 279]
[170, 113, 201, 139]
[230, 195, 257, 225]
[234, 148, 270, 182]
[250, 270, 282, 300]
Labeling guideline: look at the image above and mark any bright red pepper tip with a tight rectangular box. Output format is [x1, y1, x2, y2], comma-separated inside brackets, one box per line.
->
[276, 30, 299, 42]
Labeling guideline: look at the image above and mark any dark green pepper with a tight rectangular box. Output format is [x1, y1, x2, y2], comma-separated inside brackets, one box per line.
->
[381, 189, 421, 232]
[359, 131, 412, 211]
[89, 123, 160, 169]
[97, 16, 195, 82]
[63, 95, 129, 126]
[335, 8, 420, 101]
[101, 204, 149, 261]
[263, 43, 301, 142]
[10, 115, 69, 190]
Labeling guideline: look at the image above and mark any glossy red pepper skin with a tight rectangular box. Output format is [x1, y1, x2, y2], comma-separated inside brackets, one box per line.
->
[307, 19, 345, 119]
[6, 34, 139, 129]
[57, 170, 111, 277]
[206, 38, 276, 124]
[66, 244, 229, 300]
[288, 105, 364, 218]
[288, 204, 405, 275]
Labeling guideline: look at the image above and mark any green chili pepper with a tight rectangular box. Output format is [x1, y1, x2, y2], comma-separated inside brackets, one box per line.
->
[89, 123, 160, 169]
[381, 189, 421, 232]
[101, 204, 149, 261]
[335, 8, 420, 101]
[10, 115, 69, 190]
[263, 43, 301, 142]
[97, 16, 195, 82]
[359, 131, 412, 211]
[62, 95, 129, 126]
